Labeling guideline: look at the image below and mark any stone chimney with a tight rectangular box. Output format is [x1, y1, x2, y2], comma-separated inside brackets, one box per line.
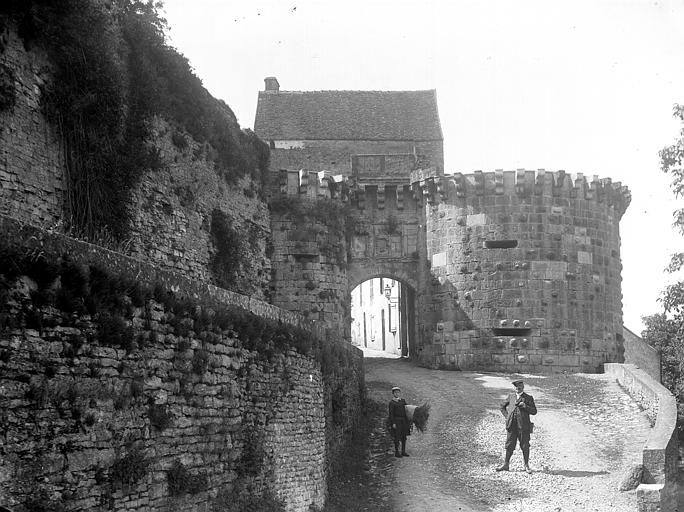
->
[264, 77, 280, 93]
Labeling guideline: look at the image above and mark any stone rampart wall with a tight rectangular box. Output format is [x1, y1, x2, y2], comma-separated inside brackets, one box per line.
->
[604, 363, 678, 512]
[0, 25, 66, 228]
[0, 215, 364, 512]
[127, 118, 272, 299]
[0, 22, 271, 299]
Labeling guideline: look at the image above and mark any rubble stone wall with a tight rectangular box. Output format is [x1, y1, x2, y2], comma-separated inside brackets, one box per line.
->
[127, 118, 272, 299]
[0, 22, 271, 299]
[0, 26, 66, 228]
[0, 216, 364, 512]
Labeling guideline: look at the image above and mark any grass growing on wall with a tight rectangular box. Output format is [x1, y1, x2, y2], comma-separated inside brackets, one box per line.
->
[0, 244, 354, 378]
[0, 240, 361, 509]
[0, 0, 270, 241]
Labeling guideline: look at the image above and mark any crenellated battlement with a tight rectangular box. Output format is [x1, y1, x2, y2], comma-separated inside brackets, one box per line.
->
[410, 169, 631, 218]
[274, 168, 352, 201]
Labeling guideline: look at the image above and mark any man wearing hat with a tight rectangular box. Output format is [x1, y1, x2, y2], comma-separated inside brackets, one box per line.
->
[496, 379, 537, 473]
[388, 386, 410, 458]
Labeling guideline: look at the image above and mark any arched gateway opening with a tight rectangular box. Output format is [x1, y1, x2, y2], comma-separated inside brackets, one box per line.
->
[350, 277, 416, 358]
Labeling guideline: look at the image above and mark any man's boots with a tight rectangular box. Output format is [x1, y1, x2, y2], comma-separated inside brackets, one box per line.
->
[495, 450, 513, 471]
[394, 442, 401, 458]
[401, 441, 409, 457]
[523, 448, 532, 473]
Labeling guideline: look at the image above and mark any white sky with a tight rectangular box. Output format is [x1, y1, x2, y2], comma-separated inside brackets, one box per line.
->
[161, 0, 684, 334]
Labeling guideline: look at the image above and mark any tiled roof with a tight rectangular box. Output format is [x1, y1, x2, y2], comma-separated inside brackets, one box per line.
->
[254, 89, 442, 141]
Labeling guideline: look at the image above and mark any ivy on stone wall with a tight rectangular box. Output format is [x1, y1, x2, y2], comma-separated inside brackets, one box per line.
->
[0, 62, 16, 111]
[0, 0, 270, 241]
[209, 208, 249, 291]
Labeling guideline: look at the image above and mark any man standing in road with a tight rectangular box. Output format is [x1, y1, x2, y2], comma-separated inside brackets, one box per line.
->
[389, 386, 410, 458]
[496, 379, 537, 474]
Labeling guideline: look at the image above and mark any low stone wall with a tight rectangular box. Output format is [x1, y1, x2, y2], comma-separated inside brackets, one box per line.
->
[623, 327, 661, 384]
[604, 363, 678, 512]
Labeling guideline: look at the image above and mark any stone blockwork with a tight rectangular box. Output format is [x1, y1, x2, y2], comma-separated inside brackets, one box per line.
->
[270, 139, 443, 177]
[416, 170, 631, 372]
[269, 192, 350, 336]
[0, 24, 66, 228]
[0, 216, 364, 512]
[605, 364, 679, 512]
[269, 169, 423, 353]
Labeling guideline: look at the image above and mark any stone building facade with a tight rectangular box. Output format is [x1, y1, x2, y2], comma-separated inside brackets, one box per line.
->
[254, 76, 444, 178]
[256, 78, 631, 373]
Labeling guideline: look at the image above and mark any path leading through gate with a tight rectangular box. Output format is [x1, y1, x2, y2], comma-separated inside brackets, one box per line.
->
[364, 356, 652, 512]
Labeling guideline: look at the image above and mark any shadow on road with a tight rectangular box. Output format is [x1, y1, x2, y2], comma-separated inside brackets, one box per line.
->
[546, 469, 609, 477]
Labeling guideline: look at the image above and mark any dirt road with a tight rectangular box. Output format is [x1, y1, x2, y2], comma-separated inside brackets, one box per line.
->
[364, 356, 652, 512]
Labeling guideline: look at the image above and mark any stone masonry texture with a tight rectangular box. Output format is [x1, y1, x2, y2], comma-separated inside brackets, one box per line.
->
[0, 20, 271, 300]
[418, 170, 631, 372]
[0, 217, 364, 512]
[0, 27, 66, 228]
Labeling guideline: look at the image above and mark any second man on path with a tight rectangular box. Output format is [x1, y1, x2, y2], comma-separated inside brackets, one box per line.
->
[496, 379, 537, 474]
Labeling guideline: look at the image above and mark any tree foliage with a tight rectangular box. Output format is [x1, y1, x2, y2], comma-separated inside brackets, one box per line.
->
[642, 104, 684, 434]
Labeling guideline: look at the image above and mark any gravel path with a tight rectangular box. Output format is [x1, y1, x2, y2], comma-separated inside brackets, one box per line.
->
[364, 357, 652, 512]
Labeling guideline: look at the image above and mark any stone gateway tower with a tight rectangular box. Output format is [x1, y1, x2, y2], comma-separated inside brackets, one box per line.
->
[255, 78, 631, 373]
[416, 170, 630, 372]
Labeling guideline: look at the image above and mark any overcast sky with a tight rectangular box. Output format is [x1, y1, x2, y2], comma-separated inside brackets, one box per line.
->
[161, 0, 684, 334]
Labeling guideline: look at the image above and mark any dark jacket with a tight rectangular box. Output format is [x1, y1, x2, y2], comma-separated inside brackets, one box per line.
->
[500, 392, 537, 432]
[388, 398, 410, 437]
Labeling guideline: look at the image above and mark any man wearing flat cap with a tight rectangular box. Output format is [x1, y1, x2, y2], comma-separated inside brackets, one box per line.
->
[388, 386, 410, 458]
[496, 378, 537, 473]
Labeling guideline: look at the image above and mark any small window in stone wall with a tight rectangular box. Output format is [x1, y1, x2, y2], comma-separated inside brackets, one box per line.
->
[484, 240, 518, 249]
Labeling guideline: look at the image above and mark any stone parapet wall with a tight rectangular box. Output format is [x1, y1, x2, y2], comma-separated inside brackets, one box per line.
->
[604, 363, 678, 512]
[623, 326, 662, 384]
[417, 170, 631, 373]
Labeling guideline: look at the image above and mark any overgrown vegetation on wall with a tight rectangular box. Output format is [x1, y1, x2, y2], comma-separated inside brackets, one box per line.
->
[0, 0, 269, 241]
[270, 196, 356, 263]
[0, 248, 331, 361]
[0, 238, 360, 510]
[209, 208, 264, 295]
